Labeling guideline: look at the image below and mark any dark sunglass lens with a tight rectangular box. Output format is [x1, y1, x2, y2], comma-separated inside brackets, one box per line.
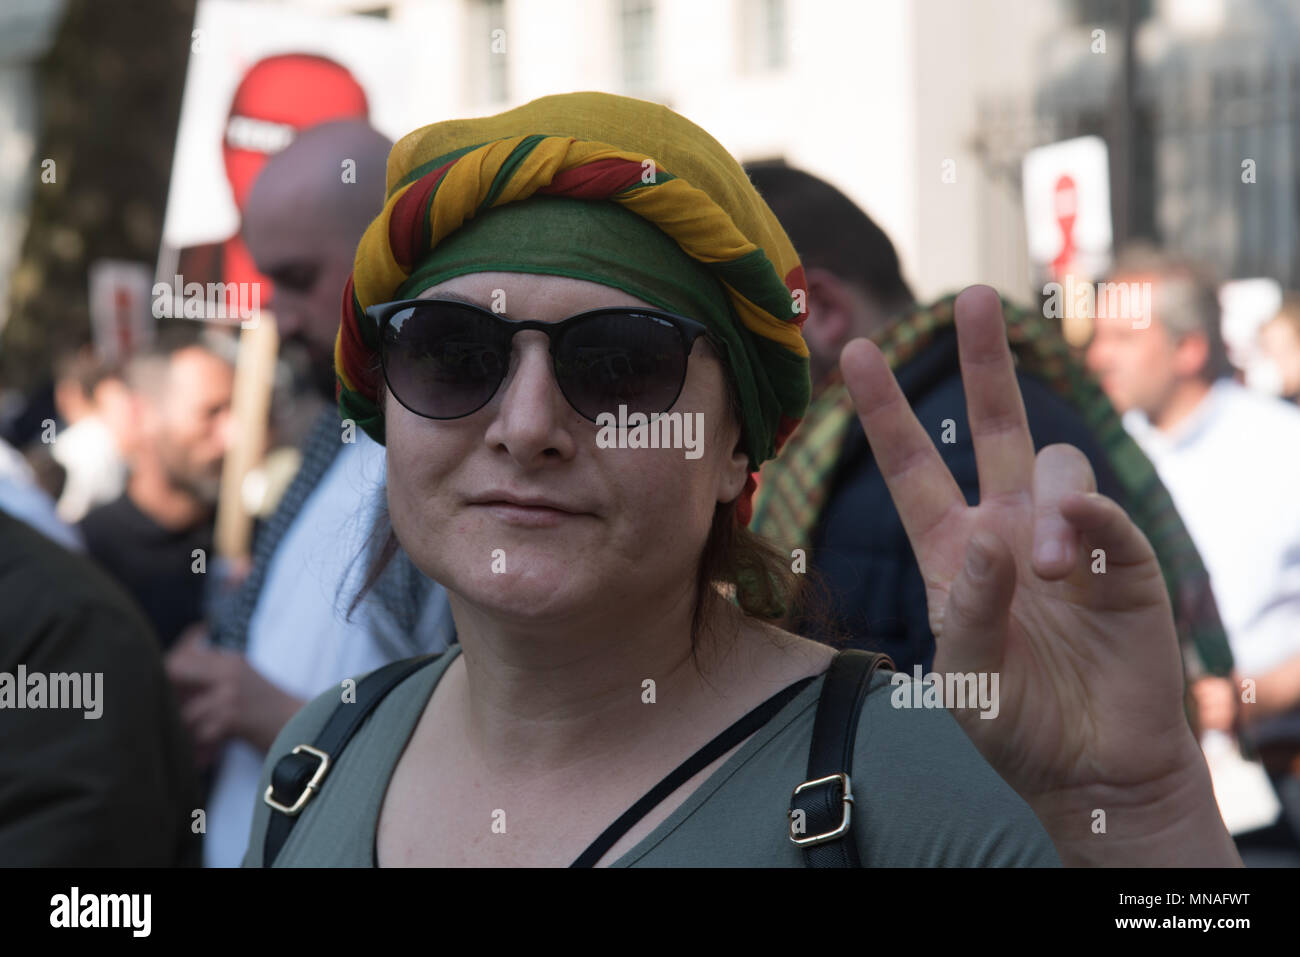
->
[556, 313, 687, 419]
[382, 303, 505, 418]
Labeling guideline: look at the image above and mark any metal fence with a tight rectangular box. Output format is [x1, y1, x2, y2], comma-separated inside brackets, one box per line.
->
[974, 32, 1300, 292]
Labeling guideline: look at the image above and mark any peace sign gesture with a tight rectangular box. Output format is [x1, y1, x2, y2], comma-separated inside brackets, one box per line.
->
[840, 286, 1240, 867]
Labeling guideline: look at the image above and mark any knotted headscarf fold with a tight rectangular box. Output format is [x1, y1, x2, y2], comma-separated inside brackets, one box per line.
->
[334, 92, 811, 524]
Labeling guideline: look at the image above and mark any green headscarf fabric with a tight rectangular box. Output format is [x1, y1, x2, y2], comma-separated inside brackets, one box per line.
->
[394, 195, 732, 330]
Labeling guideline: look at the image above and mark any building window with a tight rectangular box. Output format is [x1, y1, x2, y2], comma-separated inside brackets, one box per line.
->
[741, 0, 786, 73]
[467, 0, 508, 104]
[620, 0, 655, 95]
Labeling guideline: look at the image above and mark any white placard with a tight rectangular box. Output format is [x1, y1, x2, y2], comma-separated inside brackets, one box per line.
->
[1022, 135, 1114, 283]
[87, 259, 155, 364]
[160, 0, 425, 257]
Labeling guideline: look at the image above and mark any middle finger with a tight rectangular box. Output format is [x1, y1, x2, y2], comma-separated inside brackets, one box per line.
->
[953, 286, 1037, 501]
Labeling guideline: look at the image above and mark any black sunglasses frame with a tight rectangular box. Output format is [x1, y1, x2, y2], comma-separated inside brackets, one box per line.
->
[365, 297, 716, 423]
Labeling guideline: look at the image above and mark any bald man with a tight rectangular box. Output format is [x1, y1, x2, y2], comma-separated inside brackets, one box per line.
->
[166, 120, 455, 867]
[243, 120, 393, 400]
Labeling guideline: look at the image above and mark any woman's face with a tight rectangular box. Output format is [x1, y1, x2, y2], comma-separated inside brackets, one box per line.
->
[384, 271, 751, 626]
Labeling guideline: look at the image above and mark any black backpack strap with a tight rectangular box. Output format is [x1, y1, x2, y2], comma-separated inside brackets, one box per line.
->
[261, 654, 443, 866]
[789, 649, 894, 867]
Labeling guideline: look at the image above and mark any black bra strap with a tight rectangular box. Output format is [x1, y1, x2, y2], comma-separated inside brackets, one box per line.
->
[570, 673, 817, 867]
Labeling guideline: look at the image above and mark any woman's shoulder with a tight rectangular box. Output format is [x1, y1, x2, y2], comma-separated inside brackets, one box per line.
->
[241, 649, 459, 867]
[620, 654, 1058, 867]
[271, 651, 456, 760]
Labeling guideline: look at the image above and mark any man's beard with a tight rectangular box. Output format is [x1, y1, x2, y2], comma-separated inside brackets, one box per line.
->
[158, 442, 222, 512]
[170, 465, 223, 512]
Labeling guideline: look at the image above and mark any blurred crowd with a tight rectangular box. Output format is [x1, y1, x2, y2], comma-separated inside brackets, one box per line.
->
[4, 117, 1300, 868]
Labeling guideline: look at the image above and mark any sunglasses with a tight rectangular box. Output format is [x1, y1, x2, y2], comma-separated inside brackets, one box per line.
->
[366, 297, 714, 422]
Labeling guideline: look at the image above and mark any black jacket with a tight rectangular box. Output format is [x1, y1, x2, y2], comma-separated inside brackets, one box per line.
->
[0, 511, 201, 865]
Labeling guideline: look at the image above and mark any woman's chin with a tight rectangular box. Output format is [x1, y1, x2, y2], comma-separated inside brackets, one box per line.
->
[449, 563, 605, 624]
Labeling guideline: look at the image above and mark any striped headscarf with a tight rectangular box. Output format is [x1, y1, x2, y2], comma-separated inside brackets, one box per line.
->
[334, 92, 811, 524]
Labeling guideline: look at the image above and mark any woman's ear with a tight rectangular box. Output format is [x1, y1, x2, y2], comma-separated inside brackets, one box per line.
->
[718, 439, 751, 504]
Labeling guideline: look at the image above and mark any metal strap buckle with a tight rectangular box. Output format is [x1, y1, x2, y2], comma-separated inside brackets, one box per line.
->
[789, 772, 853, 846]
[263, 744, 331, 816]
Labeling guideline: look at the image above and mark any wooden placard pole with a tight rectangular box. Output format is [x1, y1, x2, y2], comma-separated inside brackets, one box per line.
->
[215, 312, 278, 562]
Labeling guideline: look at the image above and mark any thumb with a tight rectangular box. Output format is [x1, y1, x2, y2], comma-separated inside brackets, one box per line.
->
[937, 529, 1016, 671]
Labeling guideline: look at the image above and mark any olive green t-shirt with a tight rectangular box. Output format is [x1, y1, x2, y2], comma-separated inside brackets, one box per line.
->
[244, 645, 1061, 867]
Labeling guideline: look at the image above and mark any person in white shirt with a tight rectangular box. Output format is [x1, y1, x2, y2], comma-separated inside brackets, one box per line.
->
[1086, 245, 1300, 850]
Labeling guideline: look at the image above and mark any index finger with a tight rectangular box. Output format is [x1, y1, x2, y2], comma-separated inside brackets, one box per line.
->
[841, 336, 966, 562]
[953, 286, 1037, 500]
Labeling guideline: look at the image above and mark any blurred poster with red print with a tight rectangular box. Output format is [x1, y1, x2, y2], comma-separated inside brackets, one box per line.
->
[1022, 135, 1114, 346]
[157, 0, 423, 321]
[1022, 135, 1113, 286]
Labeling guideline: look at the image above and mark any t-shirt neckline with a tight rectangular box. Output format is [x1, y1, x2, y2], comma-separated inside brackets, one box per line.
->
[368, 643, 827, 867]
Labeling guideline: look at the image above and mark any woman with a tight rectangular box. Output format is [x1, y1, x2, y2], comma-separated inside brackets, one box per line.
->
[244, 92, 1239, 867]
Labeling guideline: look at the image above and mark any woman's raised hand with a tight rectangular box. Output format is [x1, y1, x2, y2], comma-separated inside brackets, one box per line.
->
[839, 285, 1240, 866]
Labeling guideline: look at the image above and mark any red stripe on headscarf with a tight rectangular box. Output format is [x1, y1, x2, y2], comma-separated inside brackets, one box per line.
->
[774, 414, 801, 451]
[338, 275, 378, 398]
[388, 160, 456, 270]
[540, 159, 649, 199]
[784, 265, 809, 330]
